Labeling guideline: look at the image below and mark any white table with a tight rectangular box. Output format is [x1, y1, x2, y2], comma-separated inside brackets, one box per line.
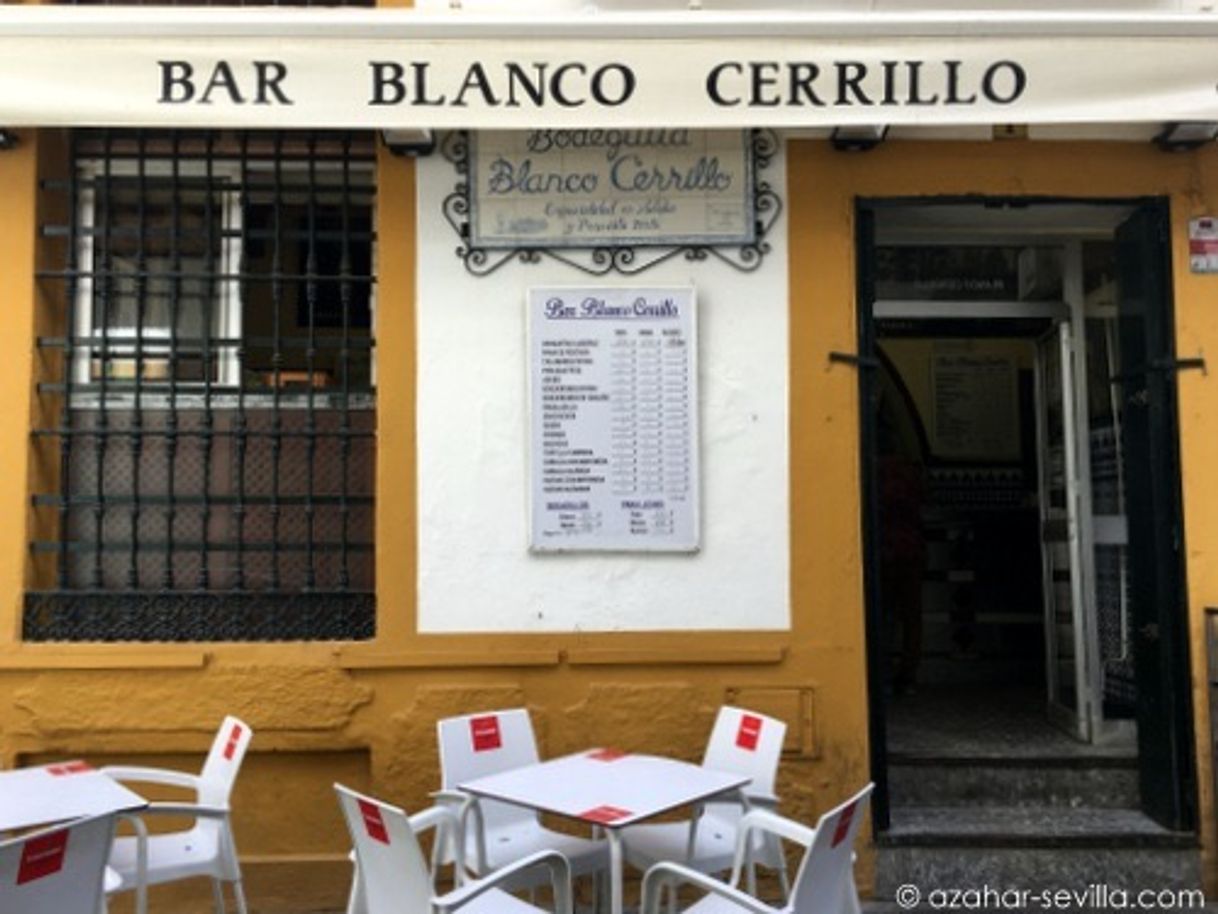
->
[460, 749, 750, 914]
[0, 761, 149, 913]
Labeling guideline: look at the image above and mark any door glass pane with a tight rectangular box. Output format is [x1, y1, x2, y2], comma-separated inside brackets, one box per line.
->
[875, 245, 1064, 301]
[1039, 327, 1079, 718]
[1086, 319, 1136, 716]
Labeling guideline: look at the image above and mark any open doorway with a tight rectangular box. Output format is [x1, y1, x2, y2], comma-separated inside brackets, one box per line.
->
[859, 200, 1196, 835]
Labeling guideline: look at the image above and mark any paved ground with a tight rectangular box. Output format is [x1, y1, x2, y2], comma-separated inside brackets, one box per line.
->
[887, 684, 1136, 759]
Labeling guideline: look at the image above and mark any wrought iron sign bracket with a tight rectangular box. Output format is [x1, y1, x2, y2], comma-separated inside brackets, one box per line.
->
[828, 350, 880, 371]
[1111, 354, 1208, 384]
[441, 129, 782, 277]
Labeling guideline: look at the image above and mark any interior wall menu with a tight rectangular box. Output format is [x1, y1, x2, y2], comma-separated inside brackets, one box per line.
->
[528, 286, 700, 552]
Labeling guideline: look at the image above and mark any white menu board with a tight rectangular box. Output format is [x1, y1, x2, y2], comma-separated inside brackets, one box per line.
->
[528, 286, 700, 552]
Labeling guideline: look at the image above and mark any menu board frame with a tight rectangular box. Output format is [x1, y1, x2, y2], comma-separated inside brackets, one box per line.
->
[527, 285, 701, 553]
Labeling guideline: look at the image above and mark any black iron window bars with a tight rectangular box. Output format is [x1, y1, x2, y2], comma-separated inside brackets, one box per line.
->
[26, 129, 377, 642]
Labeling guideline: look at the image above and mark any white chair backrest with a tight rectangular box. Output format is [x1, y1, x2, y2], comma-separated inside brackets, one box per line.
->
[199, 715, 253, 808]
[0, 814, 116, 914]
[702, 706, 787, 800]
[335, 784, 434, 914]
[789, 784, 874, 914]
[437, 708, 540, 833]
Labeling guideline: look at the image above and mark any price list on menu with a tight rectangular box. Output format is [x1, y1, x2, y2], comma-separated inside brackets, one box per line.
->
[528, 287, 700, 552]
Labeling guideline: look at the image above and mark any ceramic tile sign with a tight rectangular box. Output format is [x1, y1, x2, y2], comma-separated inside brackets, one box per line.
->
[529, 286, 699, 552]
[471, 130, 753, 249]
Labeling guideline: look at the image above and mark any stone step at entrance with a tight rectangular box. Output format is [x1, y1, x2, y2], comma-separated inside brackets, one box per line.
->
[874, 805, 1199, 901]
[875, 685, 1201, 909]
[886, 754, 1139, 808]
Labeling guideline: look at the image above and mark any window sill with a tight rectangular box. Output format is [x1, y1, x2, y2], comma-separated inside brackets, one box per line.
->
[337, 648, 563, 669]
[564, 646, 787, 666]
[337, 644, 788, 670]
[0, 647, 208, 671]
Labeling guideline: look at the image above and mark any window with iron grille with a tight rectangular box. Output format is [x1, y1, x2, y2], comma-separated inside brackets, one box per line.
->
[26, 130, 377, 642]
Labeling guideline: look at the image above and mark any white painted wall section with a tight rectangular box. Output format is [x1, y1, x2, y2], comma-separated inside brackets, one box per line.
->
[415, 138, 790, 632]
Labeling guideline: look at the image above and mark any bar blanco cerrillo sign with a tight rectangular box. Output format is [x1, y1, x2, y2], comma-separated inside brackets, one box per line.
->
[4, 9, 1218, 127]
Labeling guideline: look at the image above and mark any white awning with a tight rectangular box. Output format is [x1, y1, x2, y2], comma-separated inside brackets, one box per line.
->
[1, 7, 1217, 130]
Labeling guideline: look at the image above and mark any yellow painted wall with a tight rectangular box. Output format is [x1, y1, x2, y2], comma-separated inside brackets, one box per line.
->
[0, 131, 1215, 911]
[0, 130, 41, 642]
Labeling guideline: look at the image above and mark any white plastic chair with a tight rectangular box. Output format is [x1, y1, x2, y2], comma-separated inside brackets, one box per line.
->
[640, 783, 874, 914]
[101, 715, 253, 914]
[622, 707, 790, 896]
[335, 783, 573, 914]
[0, 814, 116, 914]
[435, 709, 609, 890]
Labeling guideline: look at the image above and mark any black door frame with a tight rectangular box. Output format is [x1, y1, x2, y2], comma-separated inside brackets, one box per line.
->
[855, 195, 1197, 832]
[1115, 201, 1199, 831]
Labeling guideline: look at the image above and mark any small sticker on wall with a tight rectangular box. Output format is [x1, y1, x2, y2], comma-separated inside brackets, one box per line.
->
[223, 724, 244, 761]
[579, 805, 632, 824]
[358, 800, 390, 845]
[17, 830, 69, 884]
[1190, 218, 1218, 273]
[831, 801, 858, 848]
[47, 761, 92, 776]
[587, 748, 628, 762]
[736, 714, 763, 751]
[470, 716, 502, 752]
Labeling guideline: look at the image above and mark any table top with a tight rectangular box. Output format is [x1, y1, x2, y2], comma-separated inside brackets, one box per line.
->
[459, 749, 750, 828]
[0, 762, 147, 833]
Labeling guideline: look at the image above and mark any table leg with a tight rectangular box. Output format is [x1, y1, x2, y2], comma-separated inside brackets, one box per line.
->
[734, 789, 756, 898]
[458, 796, 486, 881]
[685, 805, 702, 862]
[117, 812, 148, 914]
[607, 828, 624, 914]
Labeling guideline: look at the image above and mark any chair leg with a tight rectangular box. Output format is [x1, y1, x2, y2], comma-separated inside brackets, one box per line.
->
[219, 822, 249, 914]
[777, 853, 792, 903]
[591, 870, 604, 914]
[211, 878, 228, 914]
[843, 872, 862, 914]
[231, 879, 250, 914]
[347, 867, 367, 914]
